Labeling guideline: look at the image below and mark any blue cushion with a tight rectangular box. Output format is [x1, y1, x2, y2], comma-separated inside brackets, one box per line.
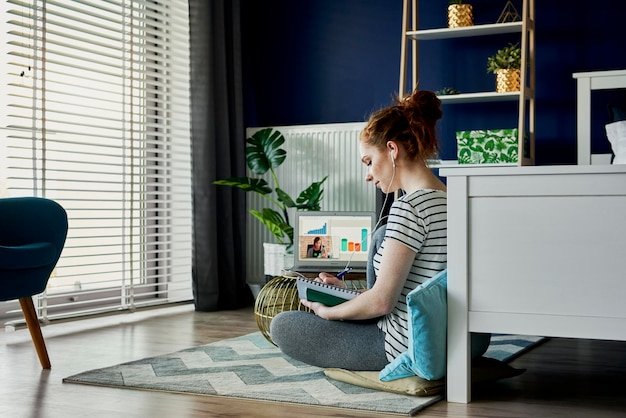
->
[379, 269, 447, 381]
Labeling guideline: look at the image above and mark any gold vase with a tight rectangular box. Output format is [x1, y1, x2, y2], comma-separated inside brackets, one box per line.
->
[495, 69, 521, 92]
[447, 4, 474, 28]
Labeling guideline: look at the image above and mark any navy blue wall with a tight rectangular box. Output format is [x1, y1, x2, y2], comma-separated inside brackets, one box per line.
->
[242, 0, 626, 165]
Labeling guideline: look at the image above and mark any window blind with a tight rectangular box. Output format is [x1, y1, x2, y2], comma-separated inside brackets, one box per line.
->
[0, 0, 192, 324]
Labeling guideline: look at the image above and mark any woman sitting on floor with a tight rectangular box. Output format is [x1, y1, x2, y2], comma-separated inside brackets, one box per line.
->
[271, 89, 490, 371]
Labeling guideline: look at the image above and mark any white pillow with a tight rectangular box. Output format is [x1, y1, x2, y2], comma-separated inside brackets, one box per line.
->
[605, 120, 626, 164]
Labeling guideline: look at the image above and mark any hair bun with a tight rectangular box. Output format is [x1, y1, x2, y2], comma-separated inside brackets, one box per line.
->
[363, 88, 442, 162]
[400, 90, 442, 125]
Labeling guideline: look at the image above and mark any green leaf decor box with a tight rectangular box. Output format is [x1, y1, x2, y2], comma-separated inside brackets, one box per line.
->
[456, 128, 523, 164]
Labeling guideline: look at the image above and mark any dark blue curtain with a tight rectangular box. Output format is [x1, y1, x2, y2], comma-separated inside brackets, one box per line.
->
[189, 0, 254, 310]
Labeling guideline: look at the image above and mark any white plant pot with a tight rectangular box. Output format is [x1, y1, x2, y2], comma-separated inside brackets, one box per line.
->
[263, 243, 294, 281]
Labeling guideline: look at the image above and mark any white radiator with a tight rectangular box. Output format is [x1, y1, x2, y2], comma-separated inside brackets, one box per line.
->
[245, 122, 377, 285]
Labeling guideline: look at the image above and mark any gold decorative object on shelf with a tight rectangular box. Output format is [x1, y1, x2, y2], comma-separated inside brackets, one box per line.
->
[254, 276, 309, 345]
[487, 42, 522, 92]
[447, 2, 473, 28]
[497, 1, 521, 23]
[495, 69, 521, 92]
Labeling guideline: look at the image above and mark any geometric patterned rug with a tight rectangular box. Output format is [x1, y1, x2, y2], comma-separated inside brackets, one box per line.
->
[63, 332, 544, 416]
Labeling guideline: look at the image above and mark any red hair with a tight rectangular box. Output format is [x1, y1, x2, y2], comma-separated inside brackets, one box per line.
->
[362, 89, 442, 162]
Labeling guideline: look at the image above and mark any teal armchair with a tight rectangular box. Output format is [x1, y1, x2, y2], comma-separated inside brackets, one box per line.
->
[0, 197, 68, 368]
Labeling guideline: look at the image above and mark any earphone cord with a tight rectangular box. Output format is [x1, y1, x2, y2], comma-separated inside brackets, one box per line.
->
[341, 163, 396, 275]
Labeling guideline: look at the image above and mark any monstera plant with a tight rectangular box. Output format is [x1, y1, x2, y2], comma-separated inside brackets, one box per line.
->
[214, 127, 327, 247]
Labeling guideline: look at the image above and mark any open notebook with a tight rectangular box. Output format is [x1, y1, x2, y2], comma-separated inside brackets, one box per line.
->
[289, 211, 376, 274]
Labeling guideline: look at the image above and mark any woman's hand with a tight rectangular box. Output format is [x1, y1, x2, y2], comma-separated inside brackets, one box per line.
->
[301, 272, 346, 320]
[315, 271, 346, 288]
[300, 298, 332, 319]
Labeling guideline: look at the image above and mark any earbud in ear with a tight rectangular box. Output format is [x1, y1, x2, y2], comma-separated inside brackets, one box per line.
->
[390, 150, 396, 168]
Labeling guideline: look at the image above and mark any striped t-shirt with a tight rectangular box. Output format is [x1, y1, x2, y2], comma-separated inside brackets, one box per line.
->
[373, 189, 447, 361]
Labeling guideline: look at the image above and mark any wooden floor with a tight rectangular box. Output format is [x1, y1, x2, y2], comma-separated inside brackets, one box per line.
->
[2, 303, 626, 418]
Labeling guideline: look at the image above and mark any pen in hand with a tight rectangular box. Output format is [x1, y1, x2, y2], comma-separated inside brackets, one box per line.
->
[336, 268, 351, 285]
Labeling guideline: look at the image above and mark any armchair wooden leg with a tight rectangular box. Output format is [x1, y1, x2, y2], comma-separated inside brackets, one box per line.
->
[18, 297, 51, 369]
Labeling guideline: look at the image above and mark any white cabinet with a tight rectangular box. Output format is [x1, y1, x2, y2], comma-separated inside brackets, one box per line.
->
[399, 0, 535, 165]
[441, 163, 626, 403]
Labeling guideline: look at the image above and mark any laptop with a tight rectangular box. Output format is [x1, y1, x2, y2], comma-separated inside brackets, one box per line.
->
[290, 211, 376, 274]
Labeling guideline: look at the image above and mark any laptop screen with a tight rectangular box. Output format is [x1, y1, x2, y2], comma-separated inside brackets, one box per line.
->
[292, 211, 376, 273]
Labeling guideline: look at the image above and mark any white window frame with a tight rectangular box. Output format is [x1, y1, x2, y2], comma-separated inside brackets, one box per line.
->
[0, 0, 193, 325]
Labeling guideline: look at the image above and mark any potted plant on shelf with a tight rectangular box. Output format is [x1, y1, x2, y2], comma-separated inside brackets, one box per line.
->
[448, 0, 473, 28]
[214, 127, 328, 278]
[486, 42, 522, 92]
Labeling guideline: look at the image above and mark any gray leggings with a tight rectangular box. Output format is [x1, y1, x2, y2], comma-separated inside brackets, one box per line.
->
[270, 224, 491, 370]
[269, 310, 389, 370]
[269, 225, 390, 370]
[270, 310, 491, 370]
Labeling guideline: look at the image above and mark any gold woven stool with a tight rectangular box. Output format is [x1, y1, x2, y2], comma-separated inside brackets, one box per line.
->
[254, 276, 310, 345]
